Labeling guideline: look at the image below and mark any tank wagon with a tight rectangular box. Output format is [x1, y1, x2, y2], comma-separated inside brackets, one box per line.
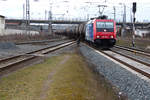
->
[55, 24, 85, 40]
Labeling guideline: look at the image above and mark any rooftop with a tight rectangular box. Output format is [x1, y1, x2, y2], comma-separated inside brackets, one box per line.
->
[0, 15, 5, 18]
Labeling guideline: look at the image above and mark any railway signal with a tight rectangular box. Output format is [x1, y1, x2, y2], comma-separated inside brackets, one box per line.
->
[132, 2, 136, 47]
[133, 2, 136, 13]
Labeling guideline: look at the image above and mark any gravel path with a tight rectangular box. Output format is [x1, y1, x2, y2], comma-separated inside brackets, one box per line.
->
[40, 55, 70, 100]
[79, 43, 150, 100]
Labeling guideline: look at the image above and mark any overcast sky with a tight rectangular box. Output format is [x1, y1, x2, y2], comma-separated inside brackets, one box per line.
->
[0, 0, 150, 22]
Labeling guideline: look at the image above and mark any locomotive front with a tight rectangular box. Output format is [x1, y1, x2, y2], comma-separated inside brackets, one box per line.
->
[94, 19, 116, 47]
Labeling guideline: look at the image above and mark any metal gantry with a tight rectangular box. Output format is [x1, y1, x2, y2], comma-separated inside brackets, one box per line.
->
[97, 5, 107, 16]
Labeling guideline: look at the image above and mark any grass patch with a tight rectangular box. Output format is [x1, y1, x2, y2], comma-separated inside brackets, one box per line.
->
[117, 37, 150, 51]
[46, 53, 119, 100]
[0, 52, 120, 100]
[0, 55, 63, 100]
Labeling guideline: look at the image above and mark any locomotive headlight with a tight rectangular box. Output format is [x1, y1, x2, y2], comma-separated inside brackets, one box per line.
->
[97, 36, 100, 38]
[110, 36, 114, 38]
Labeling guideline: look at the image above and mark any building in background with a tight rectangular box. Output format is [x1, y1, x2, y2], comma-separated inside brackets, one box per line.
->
[0, 15, 5, 35]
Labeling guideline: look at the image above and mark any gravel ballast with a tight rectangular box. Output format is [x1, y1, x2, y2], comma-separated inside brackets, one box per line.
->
[0, 42, 18, 50]
[79, 43, 150, 100]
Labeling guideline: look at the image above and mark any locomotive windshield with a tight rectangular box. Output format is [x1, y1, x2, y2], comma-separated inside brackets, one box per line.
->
[96, 22, 114, 32]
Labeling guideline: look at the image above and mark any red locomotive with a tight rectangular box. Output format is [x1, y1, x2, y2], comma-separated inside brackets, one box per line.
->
[85, 16, 116, 47]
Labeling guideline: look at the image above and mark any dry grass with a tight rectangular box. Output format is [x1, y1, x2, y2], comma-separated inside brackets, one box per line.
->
[0, 53, 120, 100]
[46, 53, 119, 100]
[0, 55, 62, 100]
[117, 37, 150, 51]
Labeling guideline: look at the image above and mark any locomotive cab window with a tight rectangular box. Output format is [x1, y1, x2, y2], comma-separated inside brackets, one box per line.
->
[96, 22, 114, 32]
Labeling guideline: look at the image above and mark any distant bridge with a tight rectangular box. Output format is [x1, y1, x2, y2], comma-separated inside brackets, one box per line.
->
[5, 19, 150, 28]
[116, 22, 150, 28]
[5, 19, 86, 24]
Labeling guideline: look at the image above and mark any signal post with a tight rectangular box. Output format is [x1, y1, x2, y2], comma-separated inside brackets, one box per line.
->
[132, 2, 136, 47]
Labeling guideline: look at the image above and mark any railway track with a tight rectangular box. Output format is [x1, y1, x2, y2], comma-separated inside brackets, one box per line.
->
[114, 45, 150, 57]
[0, 41, 75, 72]
[100, 50, 150, 78]
[85, 43, 150, 79]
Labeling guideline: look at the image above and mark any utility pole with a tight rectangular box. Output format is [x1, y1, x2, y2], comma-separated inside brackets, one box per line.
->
[122, 4, 126, 27]
[130, 8, 132, 23]
[123, 4, 126, 36]
[23, 3, 25, 29]
[26, 0, 30, 33]
[87, 14, 89, 21]
[45, 10, 47, 20]
[49, 1, 52, 34]
[113, 6, 116, 21]
[123, 5, 126, 24]
[23, 4, 25, 20]
[119, 3, 126, 37]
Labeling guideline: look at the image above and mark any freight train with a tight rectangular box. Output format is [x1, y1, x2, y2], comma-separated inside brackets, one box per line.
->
[55, 16, 116, 48]
[85, 16, 116, 47]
